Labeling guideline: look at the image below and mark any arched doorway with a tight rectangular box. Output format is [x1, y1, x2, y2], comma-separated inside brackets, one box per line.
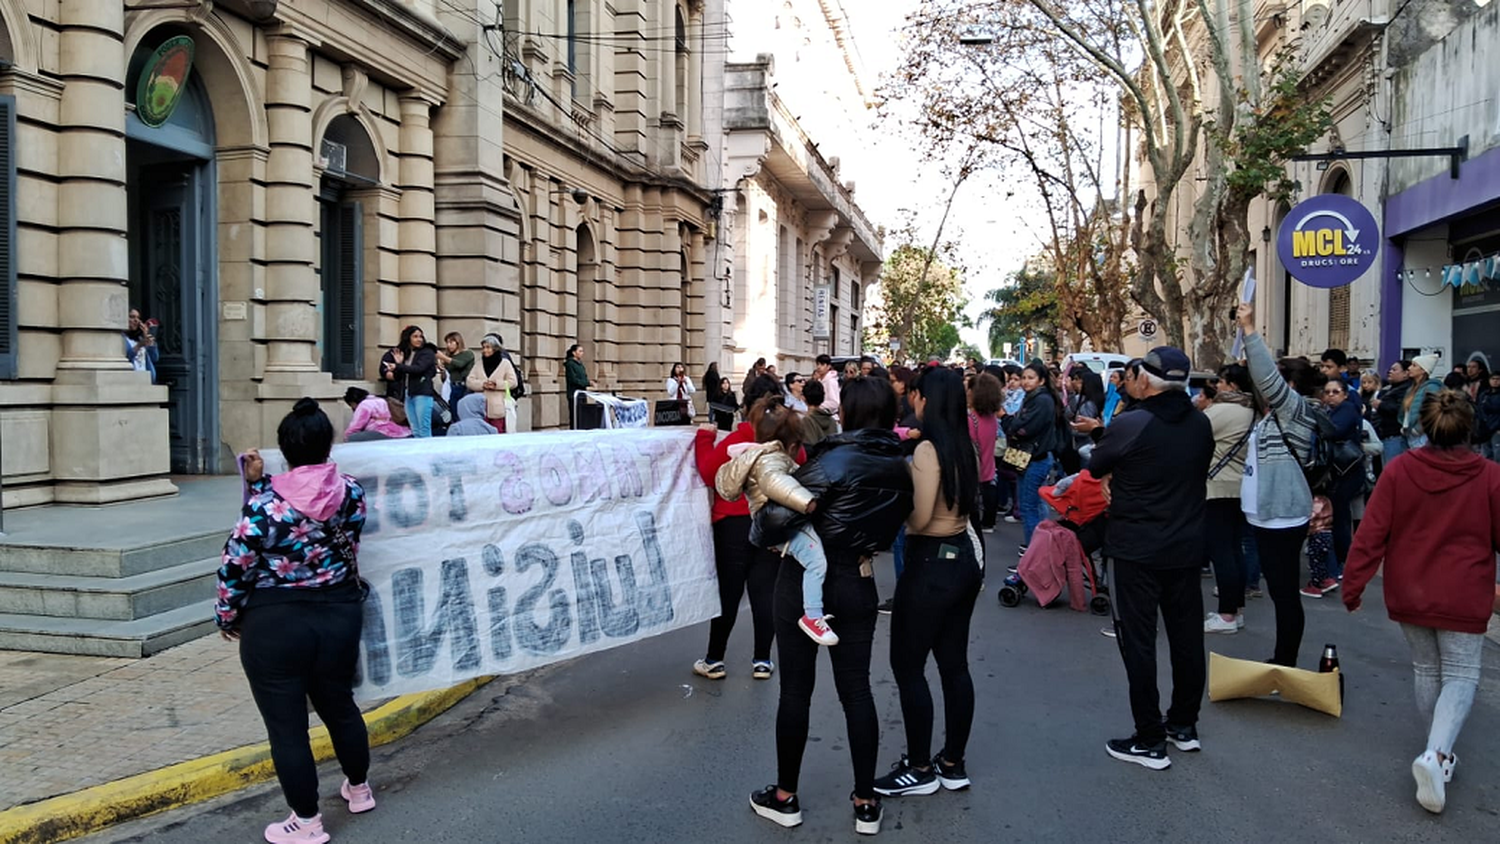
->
[1322, 169, 1354, 351]
[125, 29, 217, 474]
[316, 114, 380, 379]
[576, 222, 598, 361]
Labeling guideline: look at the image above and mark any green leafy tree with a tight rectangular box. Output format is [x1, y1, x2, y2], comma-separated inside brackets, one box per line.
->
[866, 243, 968, 364]
[979, 263, 1061, 359]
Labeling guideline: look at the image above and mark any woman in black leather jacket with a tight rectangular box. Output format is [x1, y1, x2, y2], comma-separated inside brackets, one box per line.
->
[1004, 361, 1064, 555]
[391, 325, 438, 438]
[749, 377, 914, 836]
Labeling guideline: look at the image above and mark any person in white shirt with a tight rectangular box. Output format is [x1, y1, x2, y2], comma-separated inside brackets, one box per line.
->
[666, 362, 697, 419]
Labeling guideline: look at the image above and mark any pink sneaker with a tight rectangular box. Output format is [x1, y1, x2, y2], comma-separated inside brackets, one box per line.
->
[263, 813, 330, 844]
[798, 614, 839, 646]
[341, 779, 376, 813]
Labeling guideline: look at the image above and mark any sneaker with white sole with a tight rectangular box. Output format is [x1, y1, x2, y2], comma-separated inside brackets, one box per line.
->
[752, 660, 774, 680]
[1237, 612, 1245, 629]
[798, 614, 839, 646]
[263, 813, 330, 844]
[1003, 514, 1020, 524]
[1164, 724, 1201, 752]
[1317, 577, 1340, 594]
[1413, 751, 1446, 813]
[693, 659, 726, 680]
[1299, 581, 1324, 599]
[1203, 613, 1239, 635]
[1442, 751, 1458, 783]
[852, 793, 882, 835]
[750, 785, 802, 827]
[872, 755, 940, 796]
[340, 779, 375, 813]
[1105, 736, 1170, 770]
[932, 751, 971, 790]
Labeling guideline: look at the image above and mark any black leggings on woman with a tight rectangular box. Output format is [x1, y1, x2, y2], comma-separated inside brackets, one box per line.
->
[1252, 524, 1308, 667]
[774, 555, 880, 799]
[239, 597, 369, 819]
[705, 516, 777, 663]
[1205, 499, 1249, 616]
[889, 533, 983, 764]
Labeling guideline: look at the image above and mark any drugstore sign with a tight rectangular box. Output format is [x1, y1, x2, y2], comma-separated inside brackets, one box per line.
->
[1276, 193, 1380, 289]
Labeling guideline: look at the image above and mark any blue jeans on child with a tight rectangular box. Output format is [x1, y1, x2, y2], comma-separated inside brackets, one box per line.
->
[405, 395, 434, 438]
[1018, 453, 1054, 545]
[781, 525, 829, 617]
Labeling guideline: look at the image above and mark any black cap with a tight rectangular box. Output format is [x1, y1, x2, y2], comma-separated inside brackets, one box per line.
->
[1142, 347, 1191, 382]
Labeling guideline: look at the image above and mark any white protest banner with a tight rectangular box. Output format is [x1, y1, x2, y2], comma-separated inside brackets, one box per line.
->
[260, 428, 718, 699]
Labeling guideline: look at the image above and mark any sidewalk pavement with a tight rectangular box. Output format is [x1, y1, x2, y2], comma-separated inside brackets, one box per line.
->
[0, 633, 486, 843]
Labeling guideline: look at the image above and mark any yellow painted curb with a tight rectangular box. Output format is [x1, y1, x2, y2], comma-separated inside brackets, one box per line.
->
[0, 677, 492, 844]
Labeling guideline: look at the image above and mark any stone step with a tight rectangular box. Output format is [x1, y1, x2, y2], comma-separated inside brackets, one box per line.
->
[0, 558, 219, 621]
[0, 531, 228, 578]
[0, 600, 217, 658]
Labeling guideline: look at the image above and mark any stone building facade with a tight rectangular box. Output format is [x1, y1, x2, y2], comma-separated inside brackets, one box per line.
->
[704, 0, 882, 384]
[0, 0, 714, 507]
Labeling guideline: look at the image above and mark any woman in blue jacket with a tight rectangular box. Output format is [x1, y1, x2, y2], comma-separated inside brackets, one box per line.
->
[1320, 379, 1366, 580]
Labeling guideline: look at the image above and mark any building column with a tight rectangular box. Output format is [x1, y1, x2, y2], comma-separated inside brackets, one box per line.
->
[397, 94, 438, 329]
[262, 29, 320, 376]
[51, 0, 174, 503]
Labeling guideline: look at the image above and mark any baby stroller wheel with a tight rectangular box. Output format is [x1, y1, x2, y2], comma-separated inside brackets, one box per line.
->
[1090, 595, 1112, 616]
[999, 585, 1022, 607]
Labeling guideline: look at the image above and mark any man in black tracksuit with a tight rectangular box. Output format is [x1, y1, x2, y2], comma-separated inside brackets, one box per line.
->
[1087, 346, 1215, 770]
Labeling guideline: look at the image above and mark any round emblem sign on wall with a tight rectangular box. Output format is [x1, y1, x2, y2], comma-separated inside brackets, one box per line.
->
[1276, 194, 1380, 289]
[136, 36, 196, 128]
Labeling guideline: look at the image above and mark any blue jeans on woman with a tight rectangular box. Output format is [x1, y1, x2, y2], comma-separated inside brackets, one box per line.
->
[1381, 436, 1405, 470]
[406, 395, 434, 438]
[1018, 453, 1054, 545]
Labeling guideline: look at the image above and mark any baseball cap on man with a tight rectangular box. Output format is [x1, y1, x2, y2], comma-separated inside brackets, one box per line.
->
[1142, 346, 1191, 382]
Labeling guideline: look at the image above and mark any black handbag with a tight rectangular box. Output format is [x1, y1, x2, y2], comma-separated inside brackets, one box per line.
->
[328, 521, 371, 601]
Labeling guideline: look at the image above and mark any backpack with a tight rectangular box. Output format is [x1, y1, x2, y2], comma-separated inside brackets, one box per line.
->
[1277, 405, 1336, 494]
[504, 351, 528, 398]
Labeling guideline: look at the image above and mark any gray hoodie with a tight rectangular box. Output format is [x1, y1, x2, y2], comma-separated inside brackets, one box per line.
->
[1242, 332, 1314, 524]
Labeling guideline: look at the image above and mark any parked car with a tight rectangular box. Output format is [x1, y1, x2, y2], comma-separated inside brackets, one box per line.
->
[1062, 352, 1133, 375]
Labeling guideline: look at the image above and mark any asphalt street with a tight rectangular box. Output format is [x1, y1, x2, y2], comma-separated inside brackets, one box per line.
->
[91, 521, 1500, 843]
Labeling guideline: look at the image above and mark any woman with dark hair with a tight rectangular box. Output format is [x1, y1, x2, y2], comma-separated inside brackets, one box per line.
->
[1066, 366, 1106, 466]
[391, 325, 438, 437]
[968, 373, 1004, 530]
[437, 332, 475, 407]
[217, 399, 374, 844]
[1313, 378, 1366, 595]
[704, 362, 724, 405]
[750, 377, 913, 836]
[667, 362, 697, 419]
[1202, 364, 1256, 633]
[1235, 302, 1322, 666]
[873, 368, 982, 798]
[1344, 390, 1500, 813]
[785, 372, 810, 413]
[466, 334, 518, 433]
[693, 375, 788, 683]
[1006, 360, 1065, 556]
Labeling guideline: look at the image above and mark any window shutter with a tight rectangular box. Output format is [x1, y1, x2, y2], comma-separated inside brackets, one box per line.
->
[334, 200, 364, 380]
[1328, 284, 1350, 351]
[0, 96, 16, 380]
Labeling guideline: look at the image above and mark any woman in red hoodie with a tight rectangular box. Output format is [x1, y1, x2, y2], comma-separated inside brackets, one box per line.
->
[1343, 389, 1500, 815]
[690, 375, 790, 681]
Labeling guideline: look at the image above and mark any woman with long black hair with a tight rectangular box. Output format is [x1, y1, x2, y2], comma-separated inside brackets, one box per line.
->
[391, 325, 438, 438]
[1006, 360, 1065, 556]
[873, 367, 983, 798]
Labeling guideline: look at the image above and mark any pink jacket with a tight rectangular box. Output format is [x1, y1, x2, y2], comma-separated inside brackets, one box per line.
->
[1017, 521, 1089, 611]
[346, 396, 410, 440]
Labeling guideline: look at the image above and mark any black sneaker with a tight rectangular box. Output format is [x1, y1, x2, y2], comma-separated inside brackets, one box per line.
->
[876, 598, 894, 615]
[1105, 736, 1170, 770]
[1017, 544, 1029, 557]
[872, 755, 940, 796]
[851, 793, 882, 835]
[1164, 723, 1201, 752]
[750, 785, 802, 827]
[932, 751, 971, 790]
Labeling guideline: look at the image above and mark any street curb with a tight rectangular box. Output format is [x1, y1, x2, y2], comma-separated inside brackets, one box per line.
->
[0, 677, 493, 844]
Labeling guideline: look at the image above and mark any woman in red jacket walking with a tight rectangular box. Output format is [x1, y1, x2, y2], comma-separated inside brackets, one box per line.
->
[1343, 390, 1500, 814]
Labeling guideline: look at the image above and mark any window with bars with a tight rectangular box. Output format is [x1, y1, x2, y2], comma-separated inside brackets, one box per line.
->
[1328, 284, 1350, 351]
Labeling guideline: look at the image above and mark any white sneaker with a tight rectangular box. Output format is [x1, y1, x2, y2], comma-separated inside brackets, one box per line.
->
[1413, 751, 1446, 813]
[1236, 612, 1245, 629]
[1203, 613, 1239, 634]
[1441, 751, 1458, 783]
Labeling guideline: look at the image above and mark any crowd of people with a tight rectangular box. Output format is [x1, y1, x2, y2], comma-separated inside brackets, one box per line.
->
[210, 319, 1500, 841]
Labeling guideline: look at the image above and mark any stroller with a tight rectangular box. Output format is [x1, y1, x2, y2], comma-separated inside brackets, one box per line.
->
[998, 470, 1112, 616]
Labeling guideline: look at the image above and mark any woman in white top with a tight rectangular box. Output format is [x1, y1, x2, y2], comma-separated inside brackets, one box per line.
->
[666, 362, 697, 419]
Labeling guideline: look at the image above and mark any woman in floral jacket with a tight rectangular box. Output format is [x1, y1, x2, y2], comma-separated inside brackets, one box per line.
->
[216, 398, 375, 844]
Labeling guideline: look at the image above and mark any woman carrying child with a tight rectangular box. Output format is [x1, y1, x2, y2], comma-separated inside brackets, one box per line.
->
[716, 396, 837, 645]
[873, 367, 983, 798]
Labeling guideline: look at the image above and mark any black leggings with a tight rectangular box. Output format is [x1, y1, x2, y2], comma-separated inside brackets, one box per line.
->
[1252, 524, 1308, 667]
[1329, 468, 1364, 569]
[1205, 499, 1249, 616]
[889, 533, 983, 764]
[774, 556, 880, 799]
[705, 516, 778, 663]
[979, 478, 999, 529]
[239, 599, 369, 819]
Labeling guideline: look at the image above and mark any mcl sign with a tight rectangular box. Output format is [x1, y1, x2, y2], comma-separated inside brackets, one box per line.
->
[1277, 194, 1380, 289]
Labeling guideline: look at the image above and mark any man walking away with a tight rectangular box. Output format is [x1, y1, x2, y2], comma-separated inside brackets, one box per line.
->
[1087, 347, 1215, 770]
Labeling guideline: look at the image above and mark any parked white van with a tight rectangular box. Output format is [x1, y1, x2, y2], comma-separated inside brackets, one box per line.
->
[1062, 352, 1134, 375]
